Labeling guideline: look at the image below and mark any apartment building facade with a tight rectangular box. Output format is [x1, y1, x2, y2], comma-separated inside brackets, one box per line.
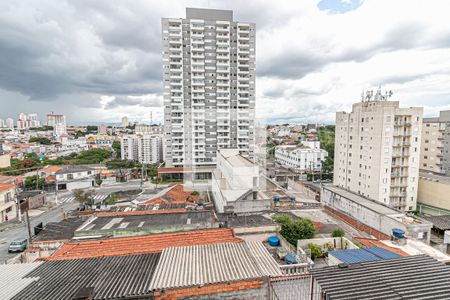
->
[420, 110, 450, 175]
[121, 134, 163, 164]
[334, 98, 423, 211]
[275, 141, 328, 172]
[162, 8, 256, 168]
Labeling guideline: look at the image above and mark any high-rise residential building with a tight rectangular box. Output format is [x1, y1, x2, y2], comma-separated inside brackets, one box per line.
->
[162, 8, 256, 168]
[47, 114, 67, 136]
[17, 113, 28, 130]
[334, 93, 423, 211]
[27, 113, 40, 128]
[122, 116, 129, 128]
[5, 118, 14, 130]
[420, 110, 450, 175]
[121, 134, 163, 164]
[0, 118, 4, 128]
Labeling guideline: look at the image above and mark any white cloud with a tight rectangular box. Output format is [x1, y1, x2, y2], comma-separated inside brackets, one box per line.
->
[1, 0, 450, 124]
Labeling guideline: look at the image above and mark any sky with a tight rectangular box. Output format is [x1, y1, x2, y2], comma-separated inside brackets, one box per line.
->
[1, 0, 450, 125]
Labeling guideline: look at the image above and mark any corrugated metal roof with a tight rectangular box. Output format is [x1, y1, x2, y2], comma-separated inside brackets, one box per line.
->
[311, 255, 450, 300]
[149, 241, 282, 290]
[329, 246, 400, 264]
[12, 253, 160, 300]
[422, 215, 450, 231]
[0, 262, 42, 300]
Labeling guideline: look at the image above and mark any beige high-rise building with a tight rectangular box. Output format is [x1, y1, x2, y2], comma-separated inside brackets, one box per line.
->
[334, 93, 423, 211]
[420, 111, 450, 175]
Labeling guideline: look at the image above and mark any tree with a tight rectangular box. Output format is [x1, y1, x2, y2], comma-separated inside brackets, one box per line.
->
[106, 159, 138, 169]
[273, 215, 316, 246]
[86, 125, 98, 132]
[24, 175, 45, 190]
[73, 189, 95, 209]
[331, 229, 345, 237]
[112, 140, 121, 159]
[307, 243, 323, 260]
[95, 178, 103, 186]
[29, 137, 52, 145]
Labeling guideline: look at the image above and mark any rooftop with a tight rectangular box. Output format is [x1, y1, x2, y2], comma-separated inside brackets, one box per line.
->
[0, 183, 15, 192]
[323, 185, 399, 216]
[311, 255, 450, 300]
[419, 170, 450, 184]
[422, 215, 450, 231]
[144, 184, 199, 205]
[220, 149, 255, 167]
[56, 165, 93, 175]
[0, 262, 42, 300]
[218, 214, 275, 228]
[329, 246, 401, 264]
[149, 241, 282, 290]
[48, 228, 241, 260]
[75, 210, 216, 236]
[34, 217, 86, 241]
[354, 237, 409, 257]
[12, 253, 160, 300]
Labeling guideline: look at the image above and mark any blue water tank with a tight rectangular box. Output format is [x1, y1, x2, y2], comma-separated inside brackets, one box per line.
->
[268, 236, 280, 247]
[392, 228, 405, 239]
[285, 253, 297, 264]
[273, 196, 280, 202]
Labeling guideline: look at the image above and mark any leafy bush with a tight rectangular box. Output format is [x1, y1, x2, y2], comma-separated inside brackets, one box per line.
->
[273, 215, 315, 246]
[191, 191, 199, 195]
[307, 243, 323, 260]
[331, 229, 345, 237]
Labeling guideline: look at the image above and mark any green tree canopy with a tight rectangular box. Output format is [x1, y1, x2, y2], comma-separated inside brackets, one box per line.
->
[273, 215, 315, 246]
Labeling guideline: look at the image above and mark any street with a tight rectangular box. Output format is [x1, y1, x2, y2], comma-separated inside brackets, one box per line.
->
[0, 201, 79, 263]
[0, 179, 156, 263]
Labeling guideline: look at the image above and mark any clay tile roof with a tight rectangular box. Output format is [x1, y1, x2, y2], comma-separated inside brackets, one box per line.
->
[145, 184, 198, 205]
[0, 183, 15, 192]
[40, 166, 63, 173]
[354, 237, 409, 257]
[47, 228, 242, 260]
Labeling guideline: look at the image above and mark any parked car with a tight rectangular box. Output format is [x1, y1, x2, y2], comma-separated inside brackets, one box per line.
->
[8, 239, 28, 253]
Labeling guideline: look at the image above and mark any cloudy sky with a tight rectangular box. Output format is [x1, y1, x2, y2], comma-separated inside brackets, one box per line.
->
[1, 0, 450, 125]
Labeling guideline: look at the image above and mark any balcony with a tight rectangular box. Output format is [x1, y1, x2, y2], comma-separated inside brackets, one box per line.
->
[394, 121, 412, 127]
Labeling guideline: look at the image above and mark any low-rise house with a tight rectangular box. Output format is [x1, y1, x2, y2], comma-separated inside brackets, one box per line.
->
[55, 166, 95, 191]
[0, 183, 16, 223]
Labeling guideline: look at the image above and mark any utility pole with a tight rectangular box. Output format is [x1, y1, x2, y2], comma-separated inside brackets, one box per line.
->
[140, 164, 144, 188]
[35, 169, 39, 190]
[25, 205, 32, 244]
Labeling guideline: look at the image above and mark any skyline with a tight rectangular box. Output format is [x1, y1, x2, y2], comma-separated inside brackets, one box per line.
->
[1, 0, 450, 124]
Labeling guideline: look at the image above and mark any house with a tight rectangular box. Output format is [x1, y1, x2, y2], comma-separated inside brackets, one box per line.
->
[0, 183, 16, 223]
[55, 166, 95, 191]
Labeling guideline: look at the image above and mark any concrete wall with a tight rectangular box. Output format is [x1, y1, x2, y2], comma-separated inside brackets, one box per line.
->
[297, 237, 358, 251]
[322, 187, 431, 243]
[233, 198, 271, 214]
[418, 177, 450, 211]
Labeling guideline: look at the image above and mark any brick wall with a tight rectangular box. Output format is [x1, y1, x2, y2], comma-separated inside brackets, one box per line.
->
[324, 206, 390, 240]
[154, 280, 267, 300]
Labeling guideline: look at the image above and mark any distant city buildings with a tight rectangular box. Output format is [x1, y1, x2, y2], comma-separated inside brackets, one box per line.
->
[98, 124, 108, 135]
[420, 110, 450, 175]
[334, 93, 422, 211]
[47, 114, 67, 136]
[15, 113, 40, 130]
[121, 116, 129, 128]
[5, 118, 14, 130]
[275, 141, 328, 172]
[162, 8, 256, 168]
[121, 134, 163, 164]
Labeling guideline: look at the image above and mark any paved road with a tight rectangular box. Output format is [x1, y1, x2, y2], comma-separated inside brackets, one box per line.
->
[0, 180, 155, 263]
[0, 201, 79, 263]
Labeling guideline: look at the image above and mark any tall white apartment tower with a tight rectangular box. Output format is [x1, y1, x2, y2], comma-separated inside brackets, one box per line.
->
[162, 8, 256, 168]
[334, 92, 423, 211]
